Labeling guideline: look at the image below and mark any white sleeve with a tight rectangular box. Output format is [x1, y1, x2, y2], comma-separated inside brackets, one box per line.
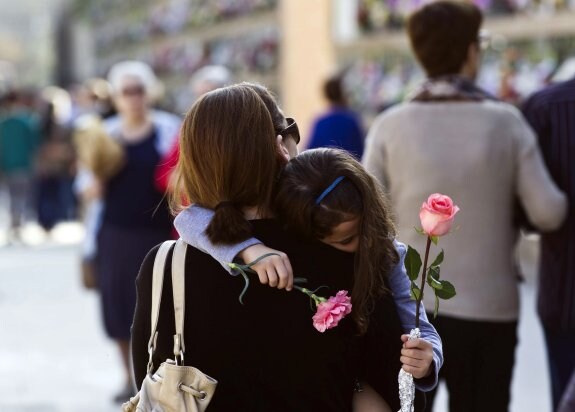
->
[362, 116, 389, 189]
[173, 205, 261, 274]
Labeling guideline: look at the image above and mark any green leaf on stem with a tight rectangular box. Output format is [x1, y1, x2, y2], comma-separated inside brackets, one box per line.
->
[434, 294, 440, 318]
[435, 280, 456, 299]
[405, 246, 422, 281]
[430, 250, 444, 268]
[428, 265, 441, 280]
[414, 227, 426, 235]
[427, 269, 443, 290]
[430, 235, 439, 245]
[410, 281, 421, 301]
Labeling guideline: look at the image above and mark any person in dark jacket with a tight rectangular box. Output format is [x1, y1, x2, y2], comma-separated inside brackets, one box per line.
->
[523, 77, 575, 411]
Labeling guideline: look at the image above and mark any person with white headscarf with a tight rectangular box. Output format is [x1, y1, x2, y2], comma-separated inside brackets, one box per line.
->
[90, 61, 180, 402]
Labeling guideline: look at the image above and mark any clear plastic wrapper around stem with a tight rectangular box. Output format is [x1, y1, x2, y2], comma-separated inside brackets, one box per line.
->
[398, 328, 421, 412]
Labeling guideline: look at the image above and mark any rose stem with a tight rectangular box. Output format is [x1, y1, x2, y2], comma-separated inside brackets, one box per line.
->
[415, 236, 432, 330]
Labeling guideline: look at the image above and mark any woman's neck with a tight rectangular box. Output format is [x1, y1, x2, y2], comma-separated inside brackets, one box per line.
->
[121, 114, 152, 142]
[242, 206, 273, 220]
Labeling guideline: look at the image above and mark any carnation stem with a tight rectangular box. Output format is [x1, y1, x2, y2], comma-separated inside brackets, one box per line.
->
[415, 237, 432, 329]
[293, 285, 325, 308]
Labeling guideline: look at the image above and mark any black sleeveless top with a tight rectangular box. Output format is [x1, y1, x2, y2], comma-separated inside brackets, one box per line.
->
[131, 219, 424, 411]
[103, 128, 171, 231]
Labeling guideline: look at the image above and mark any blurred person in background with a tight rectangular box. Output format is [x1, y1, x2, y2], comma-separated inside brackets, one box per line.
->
[0, 90, 40, 242]
[362, 2, 567, 411]
[154, 65, 232, 193]
[306, 73, 364, 159]
[85, 78, 116, 119]
[560, 374, 575, 412]
[523, 74, 575, 411]
[77, 60, 180, 403]
[35, 87, 77, 232]
[69, 79, 116, 121]
[72, 79, 117, 291]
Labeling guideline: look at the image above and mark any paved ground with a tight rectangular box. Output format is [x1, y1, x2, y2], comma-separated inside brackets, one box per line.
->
[0, 190, 552, 410]
[0, 235, 121, 411]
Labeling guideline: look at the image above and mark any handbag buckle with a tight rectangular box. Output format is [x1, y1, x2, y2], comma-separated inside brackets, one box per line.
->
[173, 334, 185, 366]
[175, 350, 184, 366]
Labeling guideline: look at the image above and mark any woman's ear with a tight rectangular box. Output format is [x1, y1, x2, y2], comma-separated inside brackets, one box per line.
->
[277, 135, 290, 162]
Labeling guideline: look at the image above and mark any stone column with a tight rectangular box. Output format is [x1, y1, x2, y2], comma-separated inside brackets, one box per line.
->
[279, 0, 336, 147]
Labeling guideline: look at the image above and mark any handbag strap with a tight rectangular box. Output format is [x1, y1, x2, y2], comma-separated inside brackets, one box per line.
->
[147, 240, 176, 373]
[171, 238, 188, 364]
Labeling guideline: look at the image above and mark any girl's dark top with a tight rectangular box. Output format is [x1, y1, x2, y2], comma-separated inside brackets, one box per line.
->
[103, 127, 171, 230]
[132, 219, 424, 411]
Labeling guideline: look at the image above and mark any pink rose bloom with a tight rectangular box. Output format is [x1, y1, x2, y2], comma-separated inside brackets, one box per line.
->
[419, 193, 460, 237]
[312, 290, 352, 333]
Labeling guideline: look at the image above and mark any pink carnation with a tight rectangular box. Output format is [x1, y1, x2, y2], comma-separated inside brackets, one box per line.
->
[312, 290, 352, 333]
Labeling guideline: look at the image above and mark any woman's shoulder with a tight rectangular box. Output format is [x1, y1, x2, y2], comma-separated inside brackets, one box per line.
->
[250, 220, 355, 287]
[151, 110, 181, 155]
[102, 116, 122, 139]
[251, 219, 353, 260]
[137, 239, 231, 290]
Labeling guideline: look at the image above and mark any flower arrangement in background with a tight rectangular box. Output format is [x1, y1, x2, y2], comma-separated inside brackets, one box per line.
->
[399, 193, 459, 412]
[229, 256, 352, 333]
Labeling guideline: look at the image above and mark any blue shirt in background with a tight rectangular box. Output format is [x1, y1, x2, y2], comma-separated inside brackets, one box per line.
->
[307, 108, 364, 159]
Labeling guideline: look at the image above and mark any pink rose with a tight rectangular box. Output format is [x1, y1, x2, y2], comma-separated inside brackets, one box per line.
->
[312, 290, 352, 333]
[419, 193, 459, 237]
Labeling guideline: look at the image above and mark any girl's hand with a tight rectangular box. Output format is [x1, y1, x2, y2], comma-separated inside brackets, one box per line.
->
[239, 244, 294, 291]
[400, 335, 434, 379]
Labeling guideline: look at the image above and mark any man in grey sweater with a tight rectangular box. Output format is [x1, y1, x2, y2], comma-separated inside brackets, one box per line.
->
[362, 2, 567, 411]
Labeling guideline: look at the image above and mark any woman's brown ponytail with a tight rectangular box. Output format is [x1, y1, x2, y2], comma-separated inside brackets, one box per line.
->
[206, 203, 253, 244]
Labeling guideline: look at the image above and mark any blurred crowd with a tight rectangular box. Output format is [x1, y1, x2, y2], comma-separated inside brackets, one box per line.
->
[1, 0, 575, 410]
[0, 79, 120, 240]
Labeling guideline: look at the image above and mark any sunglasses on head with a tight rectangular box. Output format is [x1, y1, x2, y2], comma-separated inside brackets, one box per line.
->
[121, 85, 146, 97]
[278, 117, 300, 145]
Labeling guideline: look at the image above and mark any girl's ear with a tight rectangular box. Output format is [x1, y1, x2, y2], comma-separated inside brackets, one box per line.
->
[277, 135, 290, 162]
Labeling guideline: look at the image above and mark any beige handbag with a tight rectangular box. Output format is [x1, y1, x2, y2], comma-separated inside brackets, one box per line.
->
[123, 239, 218, 412]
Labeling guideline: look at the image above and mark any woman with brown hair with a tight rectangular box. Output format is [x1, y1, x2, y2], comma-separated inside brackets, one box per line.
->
[133, 83, 440, 410]
[132, 83, 358, 410]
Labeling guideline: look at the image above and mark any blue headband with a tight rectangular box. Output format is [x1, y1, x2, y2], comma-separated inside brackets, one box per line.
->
[315, 176, 345, 205]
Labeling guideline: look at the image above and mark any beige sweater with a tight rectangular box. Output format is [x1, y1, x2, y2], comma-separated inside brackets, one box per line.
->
[363, 101, 567, 322]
